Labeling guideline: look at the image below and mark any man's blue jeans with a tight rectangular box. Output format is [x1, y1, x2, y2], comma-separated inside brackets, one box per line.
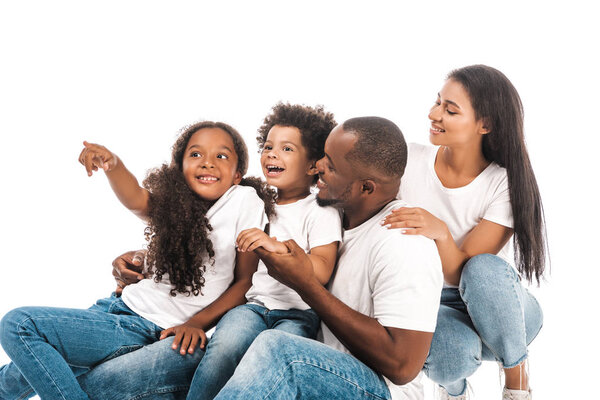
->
[0, 294, 163, 400]
[187, 303, 320, 399]
[423, 254, 543, 396]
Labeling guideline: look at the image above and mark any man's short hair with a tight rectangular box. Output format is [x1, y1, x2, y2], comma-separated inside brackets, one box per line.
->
[343, 117, 407, 179]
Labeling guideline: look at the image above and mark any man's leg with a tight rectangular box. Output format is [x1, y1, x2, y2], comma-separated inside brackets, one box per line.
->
[214, 330, 391, 400]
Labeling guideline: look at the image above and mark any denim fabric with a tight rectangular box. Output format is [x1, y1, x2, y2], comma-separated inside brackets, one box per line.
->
[0, 294, 162, 400]
[422, 254, 543, 396]
[213, 330, 391, 400]
[187, 303, 320, 400]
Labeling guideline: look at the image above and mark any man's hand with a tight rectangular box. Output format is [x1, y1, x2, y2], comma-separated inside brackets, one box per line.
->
[112, 250, 147, 295]
[254, 240, 317, 292]
[160, 321, 207, 355]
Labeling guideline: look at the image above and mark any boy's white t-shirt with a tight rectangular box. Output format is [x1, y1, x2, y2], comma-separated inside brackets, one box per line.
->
[319, 199, 443, 400]
[245, 193, 342, 310]
[121, 185, 268, 330]
[399, 143, 514, 287]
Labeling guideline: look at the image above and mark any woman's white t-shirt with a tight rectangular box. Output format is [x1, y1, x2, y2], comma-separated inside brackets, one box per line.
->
[398, 143, 513, 287]
[121, 185, 268, 329]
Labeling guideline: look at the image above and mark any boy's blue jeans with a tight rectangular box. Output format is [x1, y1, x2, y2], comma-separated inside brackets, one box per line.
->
[186, 303, 320, 399]
[0, 294, 163, 400]
[423, 254, 543, 396]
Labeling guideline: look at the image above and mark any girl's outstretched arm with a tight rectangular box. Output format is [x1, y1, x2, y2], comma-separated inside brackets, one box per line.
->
[79, 141, 150, 219]
[382, 207, 512, 285]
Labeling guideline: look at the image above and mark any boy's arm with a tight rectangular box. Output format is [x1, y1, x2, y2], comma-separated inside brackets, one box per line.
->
[307, 242, 338, 285]
[159, 250, 258, 355]
[79, 141, 150, 219]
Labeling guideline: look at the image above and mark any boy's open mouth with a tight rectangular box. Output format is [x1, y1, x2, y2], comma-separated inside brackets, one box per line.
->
[266, 165, 285, 176]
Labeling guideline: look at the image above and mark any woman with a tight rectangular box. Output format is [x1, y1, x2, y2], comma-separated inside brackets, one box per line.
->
[383, 65, 546, 399]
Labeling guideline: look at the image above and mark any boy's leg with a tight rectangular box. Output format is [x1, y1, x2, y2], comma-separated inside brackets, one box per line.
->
[270, 308, 320, 339]
[186, 304, 268, 400]
[0, 297, 160, 400]
[214, 330, 391, 400]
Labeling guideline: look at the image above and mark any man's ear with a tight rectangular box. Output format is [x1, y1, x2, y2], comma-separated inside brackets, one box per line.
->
[360, 179, 375, 195]
[307, 160, 318, 176]
[233, 171, 243, 185]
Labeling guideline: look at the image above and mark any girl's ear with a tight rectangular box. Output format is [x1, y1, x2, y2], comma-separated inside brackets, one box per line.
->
[307, 160, 318, 176]
[233, 171, 243, 185]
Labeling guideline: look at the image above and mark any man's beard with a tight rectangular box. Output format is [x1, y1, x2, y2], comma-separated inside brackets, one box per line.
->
[315, 183, 352, 208]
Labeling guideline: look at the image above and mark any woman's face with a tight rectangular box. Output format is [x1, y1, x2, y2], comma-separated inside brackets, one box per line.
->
[428, 79, 488, 147]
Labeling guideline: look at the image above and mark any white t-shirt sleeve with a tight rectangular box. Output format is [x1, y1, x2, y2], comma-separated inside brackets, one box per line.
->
[306, 204, 343, 249]
[482, 173, 513, 229]
[370, 234, 443, 332]
[235, 189, 268, 236]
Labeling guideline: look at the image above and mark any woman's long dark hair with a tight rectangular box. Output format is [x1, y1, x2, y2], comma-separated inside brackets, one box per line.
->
[143, 121, 276, 296]
[448, 65, 548, 284]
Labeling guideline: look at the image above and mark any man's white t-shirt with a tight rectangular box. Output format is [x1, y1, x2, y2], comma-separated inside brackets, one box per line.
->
[319, 199, 443, 400]
[245, 193, 342, 310]
[121, 185, 267, 330]
[399, 143, 514, 287]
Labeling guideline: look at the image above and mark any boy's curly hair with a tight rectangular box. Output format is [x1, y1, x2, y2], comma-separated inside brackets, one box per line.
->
[143, 121, 276, 297]
[257, 103, 336, 183]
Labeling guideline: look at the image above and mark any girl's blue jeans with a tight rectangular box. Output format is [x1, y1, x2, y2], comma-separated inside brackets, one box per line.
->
[423, 254, 543, 396]
[0, 294, 163, 400]
[186, 303, 320, 399]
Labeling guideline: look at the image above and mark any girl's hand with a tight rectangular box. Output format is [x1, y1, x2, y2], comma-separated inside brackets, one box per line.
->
[160, 321, 207, 355]
[236, 228, 288, 254]
[78, 141, 118, 176]
[381, 207, 450, 241]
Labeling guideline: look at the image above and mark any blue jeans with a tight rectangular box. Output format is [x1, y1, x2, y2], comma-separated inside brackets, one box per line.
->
[423, 254, 543, 396]
[187, 303, 320, 399]
[0, 294, 162, 400]
[214, 330, 391, 399]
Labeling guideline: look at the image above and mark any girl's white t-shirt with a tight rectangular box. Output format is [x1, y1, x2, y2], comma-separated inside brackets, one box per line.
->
[398, 143, 513, 287]
[245, 193, 342, 310]
[121, 185, 267, 329]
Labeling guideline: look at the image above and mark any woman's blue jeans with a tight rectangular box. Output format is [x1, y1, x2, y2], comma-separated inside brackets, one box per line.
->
[0, 294, 163, 400]
[187, 303, 320, 399]
[422, 254, 543, 396]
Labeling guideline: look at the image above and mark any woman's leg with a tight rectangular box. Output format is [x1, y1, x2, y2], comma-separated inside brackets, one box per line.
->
[423, 289, 482, 396]
[214, 330, 391, 400]
[459, 254, 543, 390]
[186, 304, 269, 400]
[0, 296, 161, 400]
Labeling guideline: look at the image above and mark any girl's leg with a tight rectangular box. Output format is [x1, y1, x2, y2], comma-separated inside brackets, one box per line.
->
[459, 254, 543, 390]
[270, 308, 320, 339]
[214, 330, 391, 400]
[0, 296, 161, 400]
[423, 290, 483, 396]
[186, 304, 268, 400]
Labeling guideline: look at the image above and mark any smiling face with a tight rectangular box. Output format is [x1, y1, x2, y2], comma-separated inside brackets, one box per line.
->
[260, 125, 316, 192]
[315, 125, 359, 209]
[182, 127, 242, 201]
[428, 79, 489, 147]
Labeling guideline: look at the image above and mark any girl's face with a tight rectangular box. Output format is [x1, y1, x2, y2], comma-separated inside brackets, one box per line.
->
[428, 79, 489, 147]
[182, 128, 242, 201]
[260, 125, 317, 192]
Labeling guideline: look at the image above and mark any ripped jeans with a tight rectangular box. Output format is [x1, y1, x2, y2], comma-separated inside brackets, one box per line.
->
[0, 294, 162, 400]
[423, 254, 543, 396]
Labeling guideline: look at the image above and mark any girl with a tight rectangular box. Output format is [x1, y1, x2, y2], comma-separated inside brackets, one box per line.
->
[382, 65, 545, 399]
[0, 121, 274, 400]
[185, 103, 342, 399]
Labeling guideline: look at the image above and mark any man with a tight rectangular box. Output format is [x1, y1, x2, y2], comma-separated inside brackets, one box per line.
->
[77, 117, 442, 400]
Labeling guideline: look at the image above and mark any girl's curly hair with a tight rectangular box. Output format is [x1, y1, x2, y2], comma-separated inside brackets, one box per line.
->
[257, 103, 337, 183]
[143, 121, 276, 297]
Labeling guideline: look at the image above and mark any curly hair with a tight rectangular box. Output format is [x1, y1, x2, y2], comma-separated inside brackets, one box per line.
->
[143, 121, 276, 296]
[257, 103, 336, 183]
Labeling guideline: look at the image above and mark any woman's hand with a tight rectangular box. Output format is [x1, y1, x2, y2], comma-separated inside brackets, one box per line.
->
[160, 321, 207, 355]
[78, 141, 119, 176]
[236, 228, 288, 254]
[381, 207, 450, 241]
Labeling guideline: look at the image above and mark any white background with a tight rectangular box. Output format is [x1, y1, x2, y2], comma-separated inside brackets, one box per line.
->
[0, 1, 598, 398]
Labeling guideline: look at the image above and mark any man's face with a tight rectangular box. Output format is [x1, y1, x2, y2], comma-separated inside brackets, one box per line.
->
[315, 125, 359, 209]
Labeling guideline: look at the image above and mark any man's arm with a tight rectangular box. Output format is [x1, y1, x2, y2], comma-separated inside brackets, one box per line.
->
[255, 241, 433, 385]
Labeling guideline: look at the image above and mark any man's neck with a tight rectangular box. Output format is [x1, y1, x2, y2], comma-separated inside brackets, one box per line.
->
[343, 195, 396, 230]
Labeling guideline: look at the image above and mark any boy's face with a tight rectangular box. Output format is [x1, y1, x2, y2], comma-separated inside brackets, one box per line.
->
[182, 128, 242, 201]
[260, 125, 317, 192]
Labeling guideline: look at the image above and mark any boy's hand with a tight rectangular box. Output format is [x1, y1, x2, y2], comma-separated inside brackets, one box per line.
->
[236, 228, 288, 254]
[79, 141, 118, 176]
[160, 321, 207, 355]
